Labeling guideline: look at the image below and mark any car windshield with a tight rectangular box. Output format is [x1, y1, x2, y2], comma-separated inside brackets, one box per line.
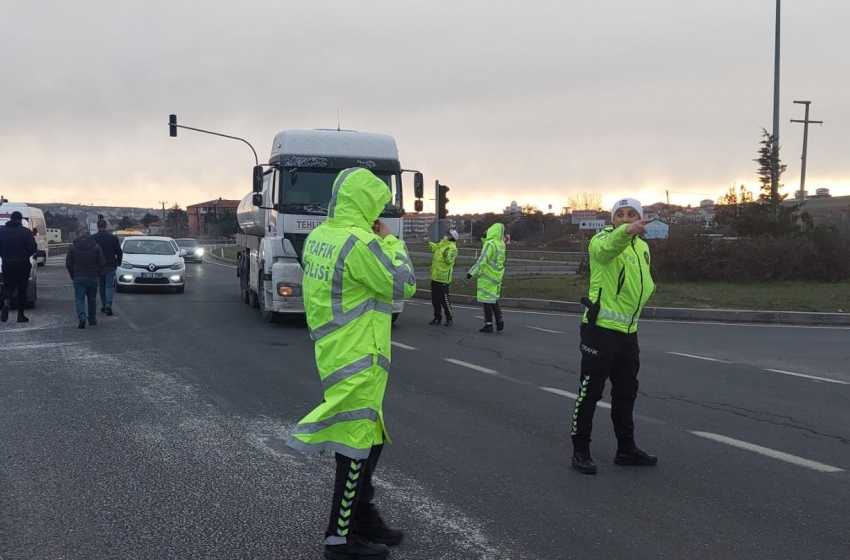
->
[280, 169, 403, 217]
[175, 239, 198, 248]
[123, 239, 176, 255]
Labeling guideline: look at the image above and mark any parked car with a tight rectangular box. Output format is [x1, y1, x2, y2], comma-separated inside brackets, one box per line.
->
[175, 238, 204, 263]
[116, 236, 186, 293]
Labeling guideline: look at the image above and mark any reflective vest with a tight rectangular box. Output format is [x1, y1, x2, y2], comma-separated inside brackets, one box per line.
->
[429, 238, 458, 284]
[288, 168, 416, 460]
[584, 224, 656, 334]
[468, 223, 506, 303]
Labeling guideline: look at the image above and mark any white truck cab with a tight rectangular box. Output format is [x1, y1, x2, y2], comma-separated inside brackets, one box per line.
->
[0, 203, 48, 266]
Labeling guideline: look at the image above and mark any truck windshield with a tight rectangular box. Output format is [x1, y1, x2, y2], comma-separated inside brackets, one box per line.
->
[279, 169, 403, 217]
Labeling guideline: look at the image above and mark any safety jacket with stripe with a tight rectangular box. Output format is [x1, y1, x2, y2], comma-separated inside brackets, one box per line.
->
[428, 238, 458, 284]
[288, 168, 416, 460]
[584, 224, 655, 334]
[468, 223, 506, 303]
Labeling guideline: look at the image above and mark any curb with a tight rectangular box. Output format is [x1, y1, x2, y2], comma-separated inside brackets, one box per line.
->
[412, 289, 850, 327]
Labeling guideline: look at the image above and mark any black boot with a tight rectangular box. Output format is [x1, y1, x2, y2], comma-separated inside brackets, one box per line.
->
[17, 311, 29, 323]
[444, 318, 453, 327]
[78, 320, 86, 329]
[355, 503, 404, 547]
[324, 537, 389, 560]
[101, 306, 106, 313]
[429, 318, 441, 325]
[1, 303, 8, 322]
[89, 318, 97, 326]
[479, 324, 494, 333]
[614, 445, 658, 467]
[105, 306, 114, 316]
[496, 320, 504, 332]
[572, 450, 597, 475]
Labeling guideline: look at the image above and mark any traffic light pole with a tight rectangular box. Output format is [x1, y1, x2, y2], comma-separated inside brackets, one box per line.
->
[168, 114, 259, 166]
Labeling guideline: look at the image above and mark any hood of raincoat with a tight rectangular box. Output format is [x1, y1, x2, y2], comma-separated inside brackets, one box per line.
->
[326, 168, 392, 231]
[484, 222, 504, 242]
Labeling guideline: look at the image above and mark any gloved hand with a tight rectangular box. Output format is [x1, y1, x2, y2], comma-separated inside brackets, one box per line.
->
[466, 273, 472, 279]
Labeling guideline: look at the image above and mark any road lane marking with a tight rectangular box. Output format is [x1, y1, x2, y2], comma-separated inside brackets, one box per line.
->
[526, 325, 566, 334]
[668, 351, 728, 363]
[690, 431, 844, 473]
[764, 368, 848, 385]
[444, 358, 499, 375]
[539, 386, 611, 409]
[391, 341, 418, 351]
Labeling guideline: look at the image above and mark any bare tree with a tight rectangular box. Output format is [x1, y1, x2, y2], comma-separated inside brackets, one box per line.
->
[568, 192, 602, 211]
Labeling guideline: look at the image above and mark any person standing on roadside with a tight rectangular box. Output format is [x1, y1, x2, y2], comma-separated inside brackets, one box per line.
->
[92, 219, 122, 316]
[570, 198, 657, 475]
[467, 223, 506, 333]
[0, 211, 37, 323]
[428, 229, 459, 326]
[66, 228, 105, 329]
[287, 168, 416, 560]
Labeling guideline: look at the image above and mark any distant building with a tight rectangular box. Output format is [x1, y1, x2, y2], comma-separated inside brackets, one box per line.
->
[788, 194, 850, 233]
[187, 198, 240, 237]
[503, 201, 522, 217]
[578, 219, 606, 231]
[644, 219, 670, 240]
[571, 210, 599, 225]
[46, 228, 62, 243]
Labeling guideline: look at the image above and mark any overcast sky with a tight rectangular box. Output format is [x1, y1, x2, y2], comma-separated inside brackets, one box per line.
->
[2, 0, 848, 214]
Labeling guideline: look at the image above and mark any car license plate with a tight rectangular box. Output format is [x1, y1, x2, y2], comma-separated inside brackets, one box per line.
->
[140, 272, 161, 279]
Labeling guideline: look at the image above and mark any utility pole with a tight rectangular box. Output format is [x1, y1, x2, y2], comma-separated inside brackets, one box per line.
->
[790, 100, 824, 202]
[158, 201, 168, 223]
[771, 0, 781, 203]
[666, 190, 670, 206]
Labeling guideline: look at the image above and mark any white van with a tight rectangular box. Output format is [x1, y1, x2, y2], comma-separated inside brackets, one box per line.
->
[0, 203, 48, 266]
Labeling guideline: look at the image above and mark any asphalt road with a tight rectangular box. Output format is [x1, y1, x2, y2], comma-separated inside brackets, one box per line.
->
[2, 256, 849, 559]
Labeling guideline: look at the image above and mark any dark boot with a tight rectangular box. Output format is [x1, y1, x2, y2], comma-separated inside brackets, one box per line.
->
[17, 311, 29, 323]
[355, 503, 404, 546]
[78, 320, 86, 329]
[1, 303, 8, 322]
[101, 306, 106, 313]
[105, 306, 114, 316]
[88, 318, 97, 326]
[444, 318, 453, 327]
[479, 324, 494, 333]
[324, 537, 389, 560]
[429, 318, 441, 325]
[571, 450, 597, 475]
[496, 320, 504, 332]
[614, 445, 658, 467]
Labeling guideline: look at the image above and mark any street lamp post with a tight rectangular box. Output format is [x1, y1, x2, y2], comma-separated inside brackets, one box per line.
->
[771, 0, 781, 203]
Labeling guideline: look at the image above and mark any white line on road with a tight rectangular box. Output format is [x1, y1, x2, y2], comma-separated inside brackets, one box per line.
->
[667, 351, 728, 363]
[444, 358, 499, 375]
[539, 386, 611, 409]
[690, 431, 844, 473]
[526, 325, 566, 334]
[391, 341, 418, 351]
[764, 368, 849, 385]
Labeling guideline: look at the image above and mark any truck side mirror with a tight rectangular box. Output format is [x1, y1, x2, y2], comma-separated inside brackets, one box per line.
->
[252, 193, 263, 207]
[413, 172, 424, 199]
[253, 165, 264, 193]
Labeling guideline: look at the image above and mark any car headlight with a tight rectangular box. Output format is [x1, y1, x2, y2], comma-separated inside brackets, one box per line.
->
[169, 274, 182, 282]
[170, 262, 184, 270]
[120, 274, 134, 281]
[194, 248, 204, 256]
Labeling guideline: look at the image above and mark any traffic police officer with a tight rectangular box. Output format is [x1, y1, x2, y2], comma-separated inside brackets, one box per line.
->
[287, 168, 416, 560]
[468, 223, 506, 333]
[428, 229, 459, 326]
[571, 198, 657, 475]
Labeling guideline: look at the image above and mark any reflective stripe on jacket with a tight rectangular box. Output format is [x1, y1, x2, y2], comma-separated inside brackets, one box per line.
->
[288, 168, 416, 460]
[584, 224, 655, 334]
[429, 238, 457, 284]
[468, 223, 506, 303]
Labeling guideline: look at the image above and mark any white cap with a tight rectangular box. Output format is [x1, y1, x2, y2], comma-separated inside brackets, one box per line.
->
[611, 198, 643, 219]
[448, 229, 459, 241]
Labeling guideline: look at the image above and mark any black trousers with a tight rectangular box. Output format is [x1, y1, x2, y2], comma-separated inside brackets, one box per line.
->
[571, 324, 640, 451]
[1, 262, 30, 311]
[482, 302, 502, 325]
[430, 281, 453, 321]
[325, 445, 383, 544]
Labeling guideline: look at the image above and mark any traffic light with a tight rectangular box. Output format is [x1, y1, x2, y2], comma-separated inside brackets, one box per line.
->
[169, 114, 178, 137]
[436, 181, 450, 219]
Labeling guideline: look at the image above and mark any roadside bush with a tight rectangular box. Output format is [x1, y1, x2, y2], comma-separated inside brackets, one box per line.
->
[650, 227, 850, 282]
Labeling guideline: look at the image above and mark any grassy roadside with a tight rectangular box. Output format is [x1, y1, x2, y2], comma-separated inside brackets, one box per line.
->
[417, 275, 850, 313]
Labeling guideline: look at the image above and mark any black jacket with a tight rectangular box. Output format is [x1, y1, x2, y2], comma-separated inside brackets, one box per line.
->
[91, 231, 123, 269]
[0, 222, 38, 265]
[66, 236, 105, 279]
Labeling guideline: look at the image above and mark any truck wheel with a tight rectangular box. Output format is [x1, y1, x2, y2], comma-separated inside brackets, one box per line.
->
[258, 284, 275, 323]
